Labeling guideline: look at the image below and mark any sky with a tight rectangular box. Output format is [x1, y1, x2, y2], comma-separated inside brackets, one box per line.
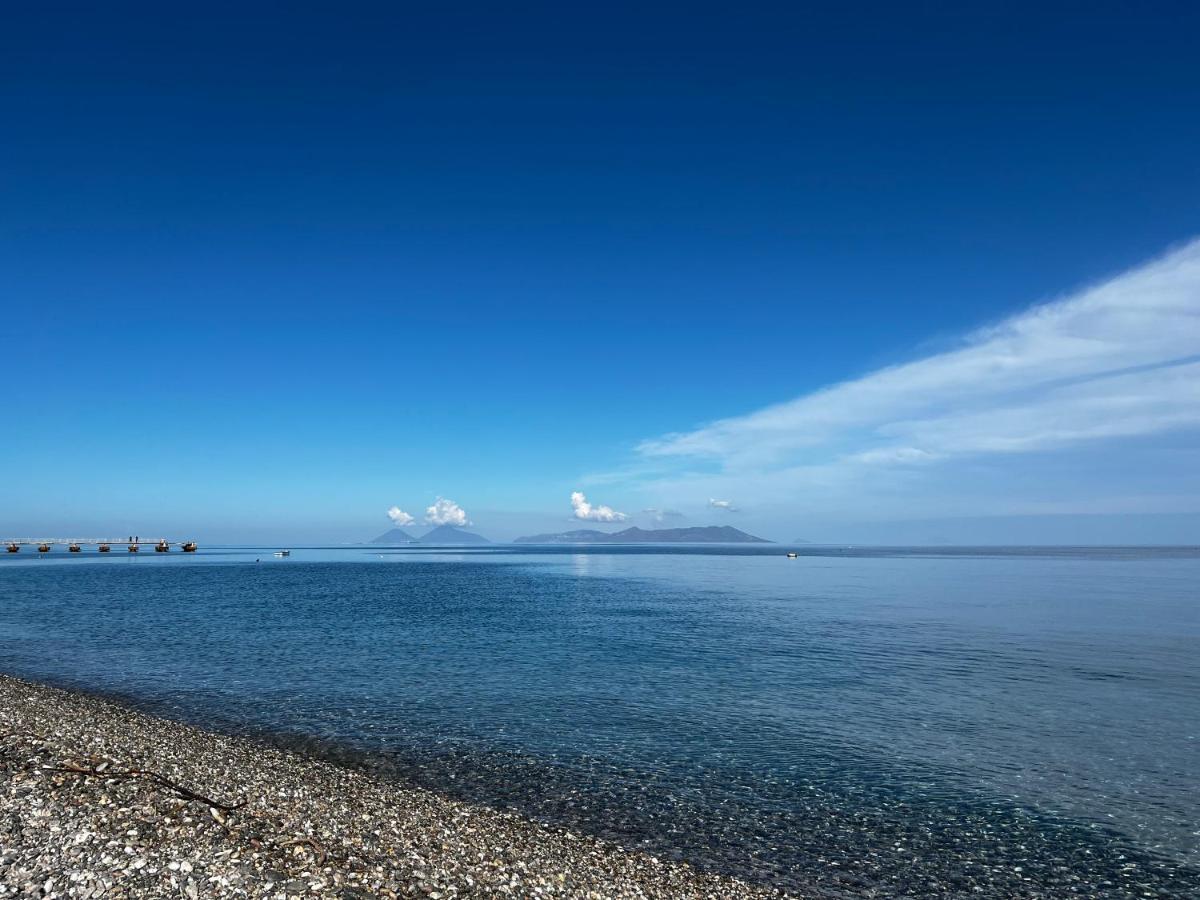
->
[2, 1, 1199, 544]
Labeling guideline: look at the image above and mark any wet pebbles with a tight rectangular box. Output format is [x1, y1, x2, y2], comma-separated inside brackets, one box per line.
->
[0, 675, 786, 899]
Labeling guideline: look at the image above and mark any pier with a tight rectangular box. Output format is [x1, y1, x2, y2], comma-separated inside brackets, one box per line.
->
[5, 539, 197, 554]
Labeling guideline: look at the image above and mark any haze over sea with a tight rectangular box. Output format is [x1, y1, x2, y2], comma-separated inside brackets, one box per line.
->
[2, 545, 1197, 896]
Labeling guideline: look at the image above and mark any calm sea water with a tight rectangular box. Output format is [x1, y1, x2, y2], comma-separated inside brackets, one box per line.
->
[1, 545, 1197, 896]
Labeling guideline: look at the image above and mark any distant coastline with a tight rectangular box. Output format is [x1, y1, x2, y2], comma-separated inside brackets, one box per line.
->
[513, 525, 771, 544]
[369, 524, 490, 545]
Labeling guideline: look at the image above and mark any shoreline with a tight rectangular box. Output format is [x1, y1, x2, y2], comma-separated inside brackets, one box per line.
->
[0, 674, 787, 899]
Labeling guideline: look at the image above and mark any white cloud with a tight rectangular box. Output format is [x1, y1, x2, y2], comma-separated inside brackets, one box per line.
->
[571, 491, 628, 522]
[635, 239, 1200, 488]
[425, 497, 471, 527]
[849, 447, 940, 465]
[386, 506, 415, 527]
[642, 507, 683, 522]
[708, 498, 737, 511]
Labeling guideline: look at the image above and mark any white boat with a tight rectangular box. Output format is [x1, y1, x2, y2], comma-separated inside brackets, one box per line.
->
[274, 550, 291, 558]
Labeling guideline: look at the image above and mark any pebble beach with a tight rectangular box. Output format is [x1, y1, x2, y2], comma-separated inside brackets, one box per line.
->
[0, 675, 786, 899]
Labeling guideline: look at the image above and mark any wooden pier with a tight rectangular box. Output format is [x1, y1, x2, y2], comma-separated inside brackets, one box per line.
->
[5, 539, 197, 554]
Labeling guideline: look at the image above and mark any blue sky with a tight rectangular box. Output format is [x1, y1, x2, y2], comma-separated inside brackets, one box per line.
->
[3, 2, 1199, 543]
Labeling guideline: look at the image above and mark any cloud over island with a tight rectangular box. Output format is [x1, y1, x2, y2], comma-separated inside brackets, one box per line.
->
[571, 491, 628, 522]
[425, 498, 471, 527]
[386, 506, 415, 527]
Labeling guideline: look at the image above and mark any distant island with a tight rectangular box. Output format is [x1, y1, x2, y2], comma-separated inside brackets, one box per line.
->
[369, 525, 491, 545]
[369, 528, 421, 544]
[421, 524, 490, 544]
[514, 525, 771, 544]
[512, 529, 613, 543]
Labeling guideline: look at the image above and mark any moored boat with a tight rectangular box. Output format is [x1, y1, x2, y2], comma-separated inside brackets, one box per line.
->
[6, 543, 19, 553]
[37, 544, 51, 553]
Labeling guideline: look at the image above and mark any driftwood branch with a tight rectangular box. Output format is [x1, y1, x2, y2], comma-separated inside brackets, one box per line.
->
[43, 762, 246, 811]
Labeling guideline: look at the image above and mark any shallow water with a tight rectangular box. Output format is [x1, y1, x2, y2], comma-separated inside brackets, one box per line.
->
[1, 545, 1197, 895]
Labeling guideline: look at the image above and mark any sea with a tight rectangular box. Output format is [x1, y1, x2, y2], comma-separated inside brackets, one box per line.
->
[1, 544, 1197, 896]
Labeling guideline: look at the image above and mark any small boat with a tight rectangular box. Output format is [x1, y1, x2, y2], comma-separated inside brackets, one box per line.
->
[68, 543, 81, 552]
[98, 544, 111, 552]
[7, 542, 20, 553]
[181, 542, 197, 552]
[274, 550, 291, 557]
[128, 543, 139, 553]
[155, 540, 170, 552]
[37, 544, 51, 553]
[786, 552, 798, 559]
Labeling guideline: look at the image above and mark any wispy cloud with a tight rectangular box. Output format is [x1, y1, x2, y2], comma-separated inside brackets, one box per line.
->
[630, 239, 1200, 511]
[708, 498, 738, 511]
[425, 497, 471, 527]
[386, 506, 415, 527]
[571, 491, 628, 522]
[642, 507, 684, 522]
